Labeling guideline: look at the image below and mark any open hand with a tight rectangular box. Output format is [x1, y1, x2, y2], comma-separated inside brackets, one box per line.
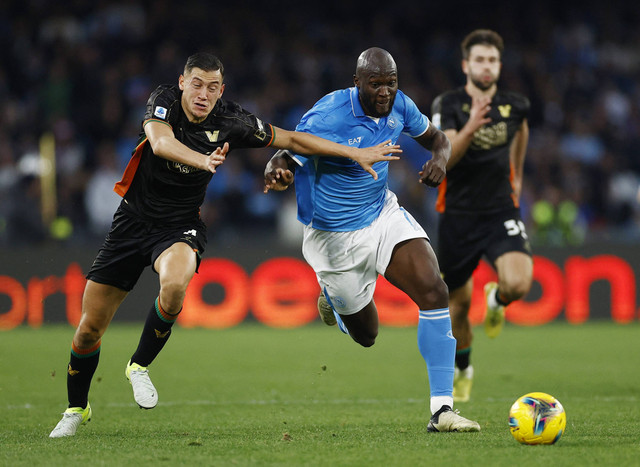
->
[350, 140, 402, 180]
[205, 142, 229, 173]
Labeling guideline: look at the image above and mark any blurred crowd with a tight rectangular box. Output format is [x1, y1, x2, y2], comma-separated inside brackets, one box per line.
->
[1, 0, 640, 247]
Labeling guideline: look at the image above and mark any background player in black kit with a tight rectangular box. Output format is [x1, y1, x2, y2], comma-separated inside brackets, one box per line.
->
[430, 30, 533, 403]
[50, 52, 401, 438]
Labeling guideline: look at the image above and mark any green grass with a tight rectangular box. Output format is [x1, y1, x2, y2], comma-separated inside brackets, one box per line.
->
[1, 322, 639, 466]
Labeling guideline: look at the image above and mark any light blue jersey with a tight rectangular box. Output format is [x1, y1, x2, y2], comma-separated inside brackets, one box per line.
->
[292, 87, 430, 231]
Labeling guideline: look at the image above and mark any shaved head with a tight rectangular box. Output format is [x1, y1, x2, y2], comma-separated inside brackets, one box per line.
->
[355, 47, 397, 79]
[353, 48, 398, 118]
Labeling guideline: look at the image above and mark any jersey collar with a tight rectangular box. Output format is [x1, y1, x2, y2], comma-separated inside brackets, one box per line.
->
[349, 87, 387, 125]
[349, 87, 367, 118]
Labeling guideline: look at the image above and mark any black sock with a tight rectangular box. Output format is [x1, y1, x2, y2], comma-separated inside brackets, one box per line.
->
[67, 341, 100, 408]
[130, 297, 179, 367]
[455, 347, 471, 370]
[495, 288, 509, 306]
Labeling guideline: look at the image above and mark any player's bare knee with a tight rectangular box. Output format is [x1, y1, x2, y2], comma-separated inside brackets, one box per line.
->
[416, 278, 449, 310]
[353, 330, 377, 348]
[159, 282, 188, 312]
[74, 326, 102, 348]
[450, 297, 471, 319]
[501, 278, 532, 302]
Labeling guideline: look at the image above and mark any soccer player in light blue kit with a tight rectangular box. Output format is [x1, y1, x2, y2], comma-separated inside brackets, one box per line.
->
[264, 47, 480, 432]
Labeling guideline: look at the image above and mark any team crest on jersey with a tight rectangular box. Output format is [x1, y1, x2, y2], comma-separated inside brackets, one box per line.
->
[154, 106, 167, 119]
[387, 116, 398, 129]
[332, 296, 347, 309]
[498, 105, 512, 118]
[205, 130, 219, 142]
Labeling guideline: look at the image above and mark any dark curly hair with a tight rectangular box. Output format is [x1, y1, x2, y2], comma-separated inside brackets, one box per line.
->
[461, 29, 504, 60]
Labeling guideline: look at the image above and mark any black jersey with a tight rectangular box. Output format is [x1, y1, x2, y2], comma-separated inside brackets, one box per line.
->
[431, 87, 529, 214]
[114, 84, 275, 224]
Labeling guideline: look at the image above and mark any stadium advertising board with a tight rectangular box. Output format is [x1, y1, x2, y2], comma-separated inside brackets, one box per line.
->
[0, 244, 638, 329]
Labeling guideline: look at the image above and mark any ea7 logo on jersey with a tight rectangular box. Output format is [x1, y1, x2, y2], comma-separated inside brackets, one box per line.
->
[348, 136, 362, 145]
[154, 106, 167, 119]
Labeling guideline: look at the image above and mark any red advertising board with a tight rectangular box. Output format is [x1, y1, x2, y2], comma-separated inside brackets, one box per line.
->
[0, 244, 638, 329]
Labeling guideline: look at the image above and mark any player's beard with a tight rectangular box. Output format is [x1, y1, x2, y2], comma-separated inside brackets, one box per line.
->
[363, 94, 396, 118]
[470, 74, 498, 91]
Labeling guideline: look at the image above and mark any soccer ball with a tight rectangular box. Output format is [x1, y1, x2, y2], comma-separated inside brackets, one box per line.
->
[508, 392, 566, 445]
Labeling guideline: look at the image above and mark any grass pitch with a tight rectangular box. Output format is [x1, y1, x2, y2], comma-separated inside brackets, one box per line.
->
[1, 322, 639, 466]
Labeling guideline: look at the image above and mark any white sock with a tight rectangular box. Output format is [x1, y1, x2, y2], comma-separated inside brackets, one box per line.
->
[431, 395, 454, 415]
[488, 288, 500, 309]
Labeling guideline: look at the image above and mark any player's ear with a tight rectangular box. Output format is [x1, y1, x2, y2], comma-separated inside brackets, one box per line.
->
[178, 74, 185, 91]
[219, 83, 225, 97]
[461, 59, 468, 74]
[353, 74, 359, 87]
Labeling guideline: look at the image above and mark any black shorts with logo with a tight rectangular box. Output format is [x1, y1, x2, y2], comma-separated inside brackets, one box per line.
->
[437, 207, 532, 291]
[86, 204, 207, 291]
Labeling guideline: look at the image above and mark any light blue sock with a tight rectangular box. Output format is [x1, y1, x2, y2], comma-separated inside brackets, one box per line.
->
[323, 288, 349, 335]
[417, 308, 456, 398]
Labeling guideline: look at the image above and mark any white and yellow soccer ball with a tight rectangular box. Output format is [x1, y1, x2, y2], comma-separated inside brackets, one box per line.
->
[509, 392, 566, 445]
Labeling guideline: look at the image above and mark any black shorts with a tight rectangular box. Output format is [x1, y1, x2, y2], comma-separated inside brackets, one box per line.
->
[86, 205, 207, 291]
[437, 207, 532, 291]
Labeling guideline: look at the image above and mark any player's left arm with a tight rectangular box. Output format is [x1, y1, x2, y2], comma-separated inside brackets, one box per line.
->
[271, 127, 401, 181]
[509, 118, 529, 200]
[414, 124, 451, 187]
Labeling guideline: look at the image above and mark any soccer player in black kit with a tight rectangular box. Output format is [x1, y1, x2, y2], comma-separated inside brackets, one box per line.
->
[430, 30, 533, 403]
[50, 52, 401, 438]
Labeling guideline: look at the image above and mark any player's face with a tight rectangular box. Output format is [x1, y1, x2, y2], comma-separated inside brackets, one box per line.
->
[463, 44, 501, 91]
[356, 72, 398, 118]
[179, 68, 225, 123]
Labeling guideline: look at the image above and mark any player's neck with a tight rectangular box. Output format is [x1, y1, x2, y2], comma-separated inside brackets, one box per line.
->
[464, 82, 497, 99]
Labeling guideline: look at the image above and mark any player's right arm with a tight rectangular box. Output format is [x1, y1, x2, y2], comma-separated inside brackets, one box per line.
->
[144, 120, 228, 173]
[433, 95, 492, 170]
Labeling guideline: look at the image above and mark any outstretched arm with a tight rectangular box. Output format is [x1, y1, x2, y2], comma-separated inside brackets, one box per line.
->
[414, 124, 451, 187]
[271, 127, 401, 180]
[144, 120, 228, 173]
